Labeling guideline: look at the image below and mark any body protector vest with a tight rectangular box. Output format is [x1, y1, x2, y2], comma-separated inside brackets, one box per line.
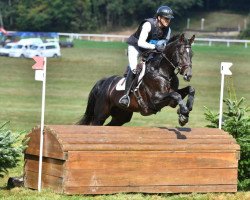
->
[127, 18, 171, 52]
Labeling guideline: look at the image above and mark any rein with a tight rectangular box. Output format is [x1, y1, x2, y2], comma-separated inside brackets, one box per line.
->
[161, 44, 192, 76]
[140, 49, 179, 75]
[161, 53, 180, 76]
[141, 42, 192, 81]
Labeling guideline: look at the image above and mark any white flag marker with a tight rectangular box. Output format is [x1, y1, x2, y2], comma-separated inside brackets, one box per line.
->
[32, 56, 47, 192]
[35, 70, 44, 81]
[219, 62, 233, 129]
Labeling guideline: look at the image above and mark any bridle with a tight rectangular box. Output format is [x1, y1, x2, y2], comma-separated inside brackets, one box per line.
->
[161, 43, 192, 75]
[161, 52, 180, 75]
[141, 39, 192, 79]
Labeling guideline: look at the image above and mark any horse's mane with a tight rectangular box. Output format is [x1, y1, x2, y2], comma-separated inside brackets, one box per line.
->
[168, 33, 189, 44]
[168, 34, 181, 43]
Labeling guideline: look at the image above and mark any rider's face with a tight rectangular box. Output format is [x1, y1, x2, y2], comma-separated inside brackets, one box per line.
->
[158, 16, 171, 27]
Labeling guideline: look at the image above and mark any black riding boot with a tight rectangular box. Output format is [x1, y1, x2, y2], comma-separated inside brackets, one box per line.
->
[119, 69, 136, 107]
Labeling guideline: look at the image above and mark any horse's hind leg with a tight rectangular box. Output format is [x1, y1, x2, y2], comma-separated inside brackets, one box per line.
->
[92, 116, 109, 126]
[106, 108, 133, 126]
[91, 101, 111, 126]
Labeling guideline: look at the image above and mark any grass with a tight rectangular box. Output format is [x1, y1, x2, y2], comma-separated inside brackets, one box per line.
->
[0, 40, 249, 199]
[1, 40, 249, 131]
[0, 189, 250, 200]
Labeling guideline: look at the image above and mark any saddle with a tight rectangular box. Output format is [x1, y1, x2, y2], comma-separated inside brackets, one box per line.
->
[122, 63, 143, 87]
[122, 61, 157, 113]
[115, 50, 161, 112]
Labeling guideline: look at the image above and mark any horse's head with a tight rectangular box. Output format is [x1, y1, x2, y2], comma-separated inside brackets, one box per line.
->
[164, 33, 195, 82]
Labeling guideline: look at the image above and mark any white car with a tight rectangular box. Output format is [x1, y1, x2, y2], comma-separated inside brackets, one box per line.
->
[9, 44, 28, 58]
[0, 43, 16, 56]
[9, 38, 43, 58]
[25, 42, 61, 58]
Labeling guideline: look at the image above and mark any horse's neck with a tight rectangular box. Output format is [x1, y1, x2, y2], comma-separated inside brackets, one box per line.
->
[146, 52, 175, 76]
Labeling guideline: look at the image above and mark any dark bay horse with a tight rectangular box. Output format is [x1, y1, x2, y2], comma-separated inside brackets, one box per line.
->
[78, 33, 195, 126]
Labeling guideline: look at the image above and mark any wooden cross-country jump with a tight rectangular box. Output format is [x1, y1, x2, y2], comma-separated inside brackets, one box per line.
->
[24, 125, 240, 194]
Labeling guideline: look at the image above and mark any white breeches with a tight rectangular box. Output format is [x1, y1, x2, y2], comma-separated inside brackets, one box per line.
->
[128, 45, 139, 74]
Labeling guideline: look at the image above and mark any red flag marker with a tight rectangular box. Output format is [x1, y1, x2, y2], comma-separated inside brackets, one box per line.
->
[0, 27, 7, 35]
[32, 56, 44, 70]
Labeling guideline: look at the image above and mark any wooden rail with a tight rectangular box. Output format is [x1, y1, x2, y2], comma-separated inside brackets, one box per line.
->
[58, 32, 250, 48]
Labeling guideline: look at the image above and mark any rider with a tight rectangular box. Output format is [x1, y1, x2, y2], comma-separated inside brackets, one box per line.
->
[119, 5, 174, 108]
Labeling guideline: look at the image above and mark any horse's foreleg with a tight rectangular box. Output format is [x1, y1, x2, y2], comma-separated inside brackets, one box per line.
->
[177, 86, 195, 111]
[167, 91, 189, 126]
[186, 86, 195, 111]
[168, 92, 189, 116]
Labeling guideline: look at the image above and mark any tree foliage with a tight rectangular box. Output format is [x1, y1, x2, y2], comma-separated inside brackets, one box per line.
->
[239, 15, 250, 39]
[1, 0, 249, 32]
[204, 97, 250, 190]
[0, 122, 27, 178]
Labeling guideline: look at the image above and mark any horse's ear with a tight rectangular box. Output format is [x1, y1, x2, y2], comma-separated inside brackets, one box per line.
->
[189, 35, 195, 44]
[179, 33, 185, 43]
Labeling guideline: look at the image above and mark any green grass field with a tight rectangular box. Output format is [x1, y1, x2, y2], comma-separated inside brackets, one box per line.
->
[0, 40, 249, 131]
[0, 40, 249, 199]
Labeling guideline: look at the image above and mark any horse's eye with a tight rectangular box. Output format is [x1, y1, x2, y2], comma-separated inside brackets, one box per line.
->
[179, 49, 184, 55]
[180, 46, 185, 53]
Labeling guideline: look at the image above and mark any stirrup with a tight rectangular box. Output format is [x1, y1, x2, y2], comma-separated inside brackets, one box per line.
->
[119, 95, 130, 107]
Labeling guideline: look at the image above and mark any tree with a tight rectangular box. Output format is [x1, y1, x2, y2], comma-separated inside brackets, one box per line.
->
[0, 0, 19, 29]
[239, 16, 250, 39]
[204, 97, 250, 190]
[2, 0, 249, 32]
[0, 122, 26, 178]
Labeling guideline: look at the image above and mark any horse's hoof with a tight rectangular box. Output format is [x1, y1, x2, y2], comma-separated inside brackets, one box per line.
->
[178, 114, 189, 126]
[177, 108, 189, 116]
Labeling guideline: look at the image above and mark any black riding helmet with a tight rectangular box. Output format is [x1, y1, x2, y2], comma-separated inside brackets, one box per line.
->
[156, 6, 174, 19]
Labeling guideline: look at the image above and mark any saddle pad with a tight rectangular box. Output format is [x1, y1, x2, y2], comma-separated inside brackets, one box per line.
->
[115, 77, 126, 91]
[115, 64, 146, 91]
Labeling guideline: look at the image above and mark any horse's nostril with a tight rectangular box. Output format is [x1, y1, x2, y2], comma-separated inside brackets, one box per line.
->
[183, 74, 192, 82]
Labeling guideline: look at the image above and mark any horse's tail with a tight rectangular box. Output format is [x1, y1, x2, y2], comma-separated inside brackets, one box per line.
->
[77, 78, 107, 125]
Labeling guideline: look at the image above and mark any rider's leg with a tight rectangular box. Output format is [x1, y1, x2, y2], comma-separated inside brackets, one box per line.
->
[119, 45, 138, 107]
[119, 69, 136, 107]
[127, 45, 139, 73]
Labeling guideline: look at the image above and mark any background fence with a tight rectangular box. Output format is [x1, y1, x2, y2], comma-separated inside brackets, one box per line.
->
[4, 31, 250, 48]
[59, 32, 250, 48]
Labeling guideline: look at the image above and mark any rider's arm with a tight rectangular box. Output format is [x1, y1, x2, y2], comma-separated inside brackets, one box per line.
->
[138, 22, 155, 50]
[166, 27, 171, 40]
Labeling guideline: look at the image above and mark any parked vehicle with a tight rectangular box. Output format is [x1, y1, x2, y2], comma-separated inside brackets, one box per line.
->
[9, 44, 28, 58]
[59, 41, 74, 48]
[25, 42, 61, 58]
[9, 38, 43, 58]
[0, 43, 16, 56]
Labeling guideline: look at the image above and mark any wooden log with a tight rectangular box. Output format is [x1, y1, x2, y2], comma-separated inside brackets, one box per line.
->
[64, 185, 237, 194]
[24, 170, 63, 193]
[63, 168, 237, 186]
[24, 155, 64, 177]
[65, 151, 238, 169]
[23, 125, 240, 194]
